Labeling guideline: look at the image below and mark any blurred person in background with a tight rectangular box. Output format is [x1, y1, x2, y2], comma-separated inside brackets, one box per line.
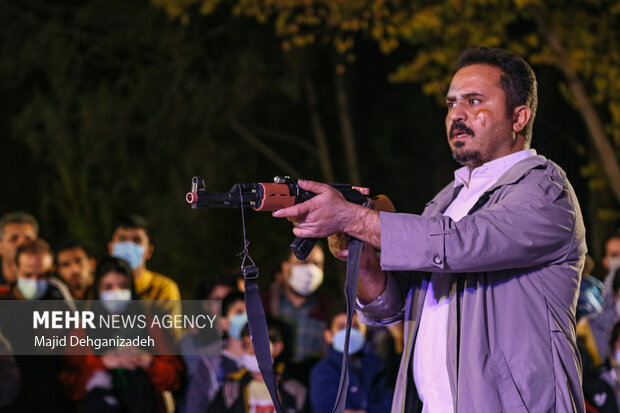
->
[176, 273, 236, 412]
[0, 212, 37, 286]
[0, 239, 74, 413]
[184, 291, 249, 413]
[0, 330, 20, 409]
[310, 302, 393, 413]
[62, 256, 183, 413]
[56, 239, 96, 300]
[108, 214, 181, 339]
[580, 269, 620, 367]
[208, 318, 308, 412]
[263, 244, 331, 385]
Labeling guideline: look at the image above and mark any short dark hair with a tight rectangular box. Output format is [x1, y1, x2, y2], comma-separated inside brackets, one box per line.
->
[241, 316, 284, 344]
[15, 239, 52, 265]
[222, 291, 245, 316]
[0, 212, 39, 239]
[113, 214, 150, 238]
[327, 301, 348, 331]
[194, 272, 238, 300]
[56, 239, 92, 259]
[93, 256, 137, 299]
[457, 46, 538, 143]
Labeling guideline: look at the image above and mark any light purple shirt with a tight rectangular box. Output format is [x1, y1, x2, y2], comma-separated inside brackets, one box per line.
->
[413, 149, 536, 413]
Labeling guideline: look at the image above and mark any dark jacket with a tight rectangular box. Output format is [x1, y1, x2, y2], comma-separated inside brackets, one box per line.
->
[309, 347, 393, 413]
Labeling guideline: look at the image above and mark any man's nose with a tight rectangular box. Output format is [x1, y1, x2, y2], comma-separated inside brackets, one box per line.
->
[450, 104, 467, 122]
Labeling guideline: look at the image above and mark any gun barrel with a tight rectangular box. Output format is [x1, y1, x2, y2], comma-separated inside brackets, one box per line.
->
[185, 189, 262, 208]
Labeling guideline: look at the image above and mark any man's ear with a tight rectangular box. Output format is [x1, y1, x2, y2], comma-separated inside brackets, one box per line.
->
[271, 342, 284, 358]
[144, 244, 154, 261]
[88, 257, 97, 273]
[281, 261, 290, 279]
[221, 317, 230, 332]
[512, 105, 531, 134]
[324, 330, 333, 346]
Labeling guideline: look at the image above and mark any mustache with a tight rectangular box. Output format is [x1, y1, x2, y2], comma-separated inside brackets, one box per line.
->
[449, 121, 474, 139]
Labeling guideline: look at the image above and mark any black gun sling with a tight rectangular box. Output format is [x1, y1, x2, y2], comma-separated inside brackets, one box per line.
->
[233, 184, 364, 413]
[242, 238, 362, 413]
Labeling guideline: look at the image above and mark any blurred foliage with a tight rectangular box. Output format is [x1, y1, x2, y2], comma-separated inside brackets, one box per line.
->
[1, 0, 614, 295]
[0, 0, 447, 296]
[154, 0, 620, 185]
[153, 0, 619, 257]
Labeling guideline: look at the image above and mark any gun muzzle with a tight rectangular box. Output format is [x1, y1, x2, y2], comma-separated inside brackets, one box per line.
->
[186, 192, 198, 204]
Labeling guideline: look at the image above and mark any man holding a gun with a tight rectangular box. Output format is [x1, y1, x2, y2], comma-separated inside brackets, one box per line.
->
[273, 46, 587, 412]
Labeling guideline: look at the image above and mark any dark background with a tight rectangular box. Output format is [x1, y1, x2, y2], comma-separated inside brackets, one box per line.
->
[0, 0, 614, 298]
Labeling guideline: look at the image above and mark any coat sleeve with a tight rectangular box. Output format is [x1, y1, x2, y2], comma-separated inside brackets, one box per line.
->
[380, 167, 584, 273]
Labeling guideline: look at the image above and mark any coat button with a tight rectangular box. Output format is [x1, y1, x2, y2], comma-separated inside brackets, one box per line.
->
[433, 254, 443, 265]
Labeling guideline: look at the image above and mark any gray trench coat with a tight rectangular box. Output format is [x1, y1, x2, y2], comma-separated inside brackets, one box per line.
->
[359, 155, 587, 413]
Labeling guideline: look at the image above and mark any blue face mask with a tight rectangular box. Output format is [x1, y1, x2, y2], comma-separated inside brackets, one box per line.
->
[332, 327, 365, 355]
[228, 313, 248, 341]
[100, 289, 132, 313]
[112, 242, 145, 270]
[17, 277, 49, 300]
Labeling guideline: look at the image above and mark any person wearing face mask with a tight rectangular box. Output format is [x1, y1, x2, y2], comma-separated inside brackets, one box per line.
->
[208, 318, 308, 412]
[108, 214, 181, 338]
[309, 303, 393, 413]
[185, 291, 254, 413]
[62, 256, 184, 413]
[581, 321, 620, 413]
[262, 244, 332, 385]
[579, 269, 620, 368]
[0, 238, 75, 413]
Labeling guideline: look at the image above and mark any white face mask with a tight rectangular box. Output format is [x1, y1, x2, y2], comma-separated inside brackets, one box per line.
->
[287, 264, 323, 296]
[242, 353, 261, 374]
[17, 277, 48, 300]
[100, 289, 132, 313]
[608, 257, 620, 273]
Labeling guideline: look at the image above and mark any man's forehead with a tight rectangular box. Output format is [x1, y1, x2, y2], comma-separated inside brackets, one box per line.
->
[447, 64, 503, 97]
[606, 237, 620, 253]
[2, 222, 36, 236]
[113, 226, 148, 239]
[19, 252, 53, 268]
[58, 247, 87, 262]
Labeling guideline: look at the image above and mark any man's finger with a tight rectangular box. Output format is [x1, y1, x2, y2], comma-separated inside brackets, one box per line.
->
[297, 179, 332, 194]
[272, 200, 311, 218]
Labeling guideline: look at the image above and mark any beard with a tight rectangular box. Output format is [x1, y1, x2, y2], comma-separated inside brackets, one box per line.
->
[452, 145, 483, 168]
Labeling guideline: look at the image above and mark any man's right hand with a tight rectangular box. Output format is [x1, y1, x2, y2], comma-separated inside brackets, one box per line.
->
[272, 180, 382, 249]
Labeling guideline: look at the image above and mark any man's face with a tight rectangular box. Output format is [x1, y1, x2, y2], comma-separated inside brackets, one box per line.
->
[17, 252, 54, 281]
[108, 227, 153, 266]
[57, 247, 95, 290]
[0, 223, 36, 263]
[283, 246, 325, 278]
[445, 64, 521, 169]
[603, 237, 620, 271]
[325, 313, 365, 345]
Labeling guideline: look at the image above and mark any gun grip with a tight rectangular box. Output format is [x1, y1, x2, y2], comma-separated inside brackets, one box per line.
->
[290, 237, 318, 261]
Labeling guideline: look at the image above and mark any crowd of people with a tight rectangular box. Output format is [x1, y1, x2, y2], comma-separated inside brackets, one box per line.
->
[1, 46, 617, 413]
[0, 211, 399, 413]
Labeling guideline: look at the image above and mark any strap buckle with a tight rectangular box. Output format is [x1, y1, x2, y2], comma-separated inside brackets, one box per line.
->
[242, 265, 259, 280]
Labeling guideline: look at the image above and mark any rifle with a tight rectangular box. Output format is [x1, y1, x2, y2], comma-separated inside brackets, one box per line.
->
[186, 175, 392, 413]
[186, 175, 372, 260]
